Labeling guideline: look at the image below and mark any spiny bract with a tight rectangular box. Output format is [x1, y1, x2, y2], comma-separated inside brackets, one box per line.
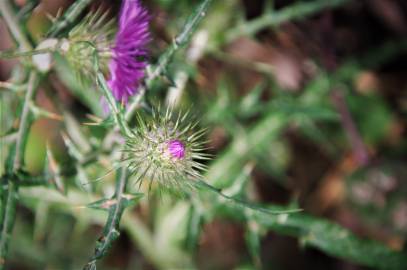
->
[122, 108, 210, 195]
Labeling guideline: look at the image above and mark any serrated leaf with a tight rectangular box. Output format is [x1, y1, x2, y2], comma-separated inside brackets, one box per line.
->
[251, 209, 407, 270]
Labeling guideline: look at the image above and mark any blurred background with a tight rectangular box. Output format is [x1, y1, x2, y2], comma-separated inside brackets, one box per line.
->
[1, 0, 407, 269]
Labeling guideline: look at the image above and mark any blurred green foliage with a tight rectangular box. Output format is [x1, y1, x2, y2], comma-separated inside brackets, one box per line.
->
[1, 0, 407, 269]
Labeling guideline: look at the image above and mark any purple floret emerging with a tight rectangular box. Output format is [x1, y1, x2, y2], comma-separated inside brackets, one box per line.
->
[108, 0, 151, 103]
[168, 140, 186, 159]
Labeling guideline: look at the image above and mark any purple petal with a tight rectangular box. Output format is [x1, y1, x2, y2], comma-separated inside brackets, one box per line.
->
[107, 0, 151, 104]
[168, 140, 186, 159]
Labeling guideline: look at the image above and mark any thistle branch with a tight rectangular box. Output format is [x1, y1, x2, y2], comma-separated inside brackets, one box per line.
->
[83, 43, 138, 270]
[0, 0, 32, 51]
[0, 5, 39, 268]
[225, 0, 351, 42]
[0, 71, 40, 269]
[194, 180, 302, 215]
[0, 48, 53, 59]
[89, 43, 133, 137]
[83, 167, 130, 270]
[46, 0, 94, 38]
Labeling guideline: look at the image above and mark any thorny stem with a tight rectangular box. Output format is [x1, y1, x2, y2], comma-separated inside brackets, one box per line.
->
[96, 71, 133, 137]
[88, 41, 133, 137]
[83, 167, 129, 270]
[0, 71, 40, 269]
[195, 180, 302, 215]
[12, 72, 40, 169]
[0, 81, 26, 92]
[84, 45, 134, 270]
[225, 0, 351, 42]
[0, 48, 53, 59]
[46, 0, 94, 38]
[0, 0, 32, 51]
[0, 3, 39, 267]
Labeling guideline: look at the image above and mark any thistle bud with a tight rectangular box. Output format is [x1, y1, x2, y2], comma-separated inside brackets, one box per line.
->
[61, 9, 115, 79]
[123, 109, 209, 195]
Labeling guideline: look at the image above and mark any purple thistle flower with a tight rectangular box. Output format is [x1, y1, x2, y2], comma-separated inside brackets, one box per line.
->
[168, 140, 186, 159]
[108, 0, 151, 103]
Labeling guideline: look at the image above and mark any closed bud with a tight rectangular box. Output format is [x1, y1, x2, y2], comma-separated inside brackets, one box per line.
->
[123, 108, 210, 195]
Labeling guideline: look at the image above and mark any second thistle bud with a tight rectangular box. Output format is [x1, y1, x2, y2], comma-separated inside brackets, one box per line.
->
[60, 10, 115, 79]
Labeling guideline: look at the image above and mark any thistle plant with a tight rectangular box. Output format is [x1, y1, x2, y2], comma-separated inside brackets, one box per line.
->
[1, 0, 296, 268]
[2, 0, 407, 269]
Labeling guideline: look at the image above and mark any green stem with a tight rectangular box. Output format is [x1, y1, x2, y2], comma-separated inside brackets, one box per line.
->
[16, 0, 39, 21]
[0, 15, 35, 257]
[0, 82, 26, 92]
[46, 0, 94, 38]
[151, 0, 213, 79]
[194, 180, 301, 215]
[95, 71, 133, 137]
[83, 167, 129, 270]
[0, 48, 53, 59]
[0, 181, 18, 268]
[84, 45, 136, 269]
[13, 72, 40, 169]
[0, 0, 32, 50]
[87, 41, 132, 137]
[225, 0, 351, 42]
[0, 71, 40, 269]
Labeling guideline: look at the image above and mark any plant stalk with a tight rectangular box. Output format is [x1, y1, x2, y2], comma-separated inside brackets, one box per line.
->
[0, 0, 32, 51]
[46, 0, 94, 38]
[225, 0, 351, 42]
[0, 71, 40, 269]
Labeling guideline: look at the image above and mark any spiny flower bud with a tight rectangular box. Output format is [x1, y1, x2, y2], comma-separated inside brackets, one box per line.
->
[123, 109, 210, 195]
[62, 9, 115, 80]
